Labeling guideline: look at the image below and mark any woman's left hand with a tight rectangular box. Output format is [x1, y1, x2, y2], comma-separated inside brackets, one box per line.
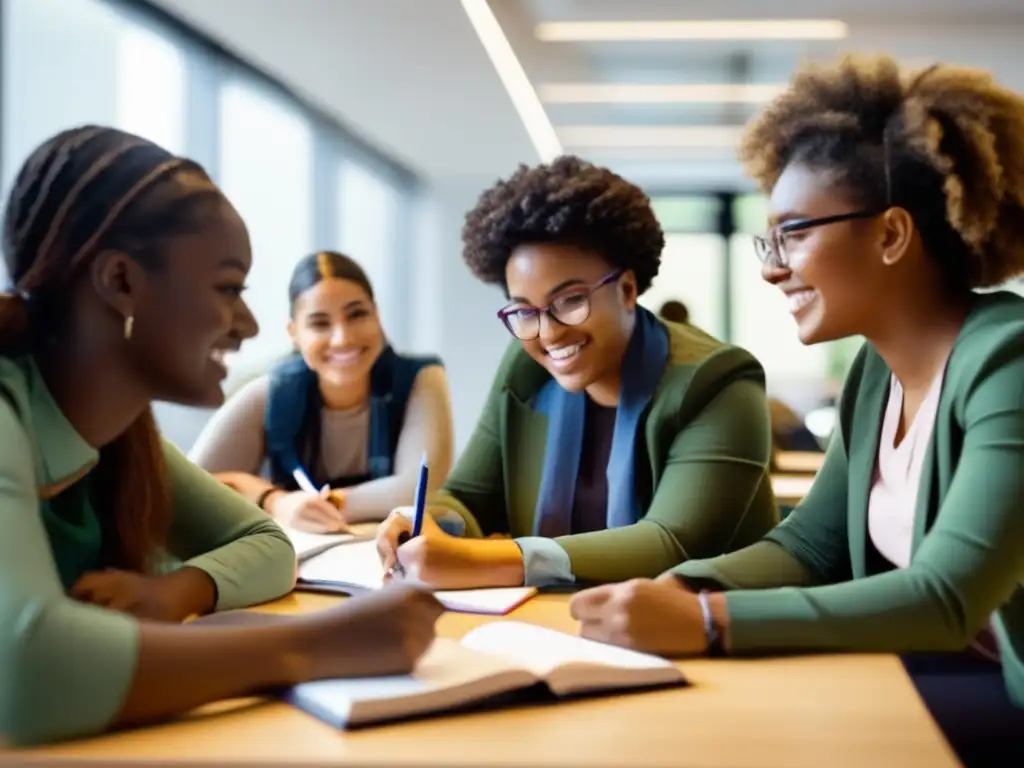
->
[569, 578, 710, 656]
[71, 567, 215, 622]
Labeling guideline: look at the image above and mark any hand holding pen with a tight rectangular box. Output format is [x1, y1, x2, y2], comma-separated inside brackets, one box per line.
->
[274, 467, 348, 533]
[375, 454, 489, 589]
[384, 453, 429, 580]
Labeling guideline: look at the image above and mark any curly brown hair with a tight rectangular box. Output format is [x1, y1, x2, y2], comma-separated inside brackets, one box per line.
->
[740, 53, 1024, 288]
[461, 155, 664, 294]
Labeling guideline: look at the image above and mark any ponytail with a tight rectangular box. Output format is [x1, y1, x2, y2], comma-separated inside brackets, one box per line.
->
[0, 292, 33, 356]
[93, 408, 171, 573]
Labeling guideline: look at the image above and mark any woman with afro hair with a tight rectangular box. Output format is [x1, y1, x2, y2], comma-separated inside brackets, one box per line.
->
[570, 54, 1024, 766]
[375, 156, 779, 590]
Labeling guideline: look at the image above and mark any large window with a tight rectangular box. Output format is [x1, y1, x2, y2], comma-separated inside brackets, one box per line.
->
[115, 21, 187, 154]
[218, 78, 315, 386]
[336, 160, 401, 324]
[2, 0, 418, 450]
[730, 195, 858, 389]
[644, 196, 727, 336]
[3, 0, 118, 193]
[1, 0, 189, 281]
[640, 234, 727, 339]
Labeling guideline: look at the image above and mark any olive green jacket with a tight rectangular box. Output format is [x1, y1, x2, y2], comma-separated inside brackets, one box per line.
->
[675, 291, 1024, 707]
[434, 318, 779, 585]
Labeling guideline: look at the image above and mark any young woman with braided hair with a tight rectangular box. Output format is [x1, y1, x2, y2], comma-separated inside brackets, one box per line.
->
[569, 55, 1024, 765]
[0, 126, 441, 747]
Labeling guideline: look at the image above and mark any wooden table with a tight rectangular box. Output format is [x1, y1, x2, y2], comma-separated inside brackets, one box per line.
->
[16, 592, 960, 768]
[775, 451, 825, 475]
[772, 474, 816, 506]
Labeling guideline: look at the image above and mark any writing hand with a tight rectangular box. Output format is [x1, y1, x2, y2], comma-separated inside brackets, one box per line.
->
[272, 490, 349, 533]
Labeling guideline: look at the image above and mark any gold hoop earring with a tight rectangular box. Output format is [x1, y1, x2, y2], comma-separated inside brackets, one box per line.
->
[124, 315, 134, 341]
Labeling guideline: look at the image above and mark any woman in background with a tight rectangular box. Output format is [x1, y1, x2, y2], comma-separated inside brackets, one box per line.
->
[767, 398, 822, 465]
[568, 55, 1024, 767]
[376, 156, 778, 590]
[0, 127, 441, 747]
[657, 299, 689, 325]
[191, 251, 453, 532]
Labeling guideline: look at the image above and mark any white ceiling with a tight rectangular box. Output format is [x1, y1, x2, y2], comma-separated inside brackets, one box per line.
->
[150, 0, 1024, 192]
[148, 0, 538, 181]
[508, 0, 1024, 191]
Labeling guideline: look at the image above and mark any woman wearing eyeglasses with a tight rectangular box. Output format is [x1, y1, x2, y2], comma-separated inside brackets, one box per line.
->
[567, 55, 1024, 767]
[374, 156, 779, 589]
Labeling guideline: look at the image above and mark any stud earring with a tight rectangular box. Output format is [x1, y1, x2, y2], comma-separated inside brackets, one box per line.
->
[124, 314, 134, 341]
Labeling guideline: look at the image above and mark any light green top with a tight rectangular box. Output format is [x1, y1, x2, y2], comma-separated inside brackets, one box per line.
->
[0, 355, 296, 746]
[672, 291, 1024, 707]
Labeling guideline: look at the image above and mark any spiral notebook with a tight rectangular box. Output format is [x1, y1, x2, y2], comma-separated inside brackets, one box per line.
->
[286, 620, 687, 729]
[297, 539, 536, 615]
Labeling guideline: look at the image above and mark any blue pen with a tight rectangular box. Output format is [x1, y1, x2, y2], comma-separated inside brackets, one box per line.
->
[395, 453, 429, 553]
[412, 452, 429, 537]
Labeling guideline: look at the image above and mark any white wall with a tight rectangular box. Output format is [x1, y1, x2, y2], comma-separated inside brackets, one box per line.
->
[410, 177, 511, 454]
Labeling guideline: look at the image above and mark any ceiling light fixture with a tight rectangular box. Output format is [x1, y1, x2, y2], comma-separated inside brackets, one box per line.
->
[558, 125, 745, 149]
[536, 20, 848, 42]
[461, 0, 562, 162]
[539, 83, 786, 104]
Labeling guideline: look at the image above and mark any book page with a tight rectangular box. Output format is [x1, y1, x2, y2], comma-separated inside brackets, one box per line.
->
[287, 638, 537, 727]
[459, 621, 683, 696]
[435, 587, 536, 615]
[282, 527, 358, 561]
[298, 539, 385, 588]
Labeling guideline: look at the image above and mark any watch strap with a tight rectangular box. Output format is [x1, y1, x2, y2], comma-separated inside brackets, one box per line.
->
[698, 590, 727, 657]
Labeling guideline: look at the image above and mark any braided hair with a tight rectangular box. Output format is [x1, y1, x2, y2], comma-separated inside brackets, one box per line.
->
[0, 125, 224, 572]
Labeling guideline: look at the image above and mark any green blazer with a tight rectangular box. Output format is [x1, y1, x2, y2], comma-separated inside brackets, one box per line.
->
[0, 355, 296, 746]
[674, 291, 1024, 706]
[433, 318, 779, 586]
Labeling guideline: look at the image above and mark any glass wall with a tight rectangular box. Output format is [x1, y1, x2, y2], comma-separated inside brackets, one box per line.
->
[730, 194, 860, 389]
[644, 196, 727, 338]
[647, 192, 852, 412]
[0, 0, 417, 449]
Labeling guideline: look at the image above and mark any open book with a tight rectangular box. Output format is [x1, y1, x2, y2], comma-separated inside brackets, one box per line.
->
[286, 621, 687, 729]
[297, 539, 536, 615]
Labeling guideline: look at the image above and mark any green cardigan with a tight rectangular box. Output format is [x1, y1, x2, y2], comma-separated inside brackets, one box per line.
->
[434, 318, 779, 585]
[0, 355, 296, 745]
[673, 291, 1024, 706]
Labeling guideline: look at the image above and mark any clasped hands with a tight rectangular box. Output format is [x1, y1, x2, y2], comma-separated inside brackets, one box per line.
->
[70, 566, 216, 623]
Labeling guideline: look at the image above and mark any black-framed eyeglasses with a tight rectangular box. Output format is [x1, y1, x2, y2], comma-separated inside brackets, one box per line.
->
[753, 210, 883, 269]
[497, 269, 624, 340]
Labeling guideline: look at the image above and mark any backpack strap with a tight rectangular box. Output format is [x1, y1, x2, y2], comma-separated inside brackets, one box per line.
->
[264, 348, 443, 486]
[263, 355, 319, 489]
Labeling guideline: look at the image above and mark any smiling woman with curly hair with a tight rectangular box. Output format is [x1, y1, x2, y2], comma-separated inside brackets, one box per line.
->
[568, 55, 1024, 767]
[375, 155, 778, 591]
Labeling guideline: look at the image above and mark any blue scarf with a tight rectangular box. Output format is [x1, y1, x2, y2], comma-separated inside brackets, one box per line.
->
[531, 307, 669, 538]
